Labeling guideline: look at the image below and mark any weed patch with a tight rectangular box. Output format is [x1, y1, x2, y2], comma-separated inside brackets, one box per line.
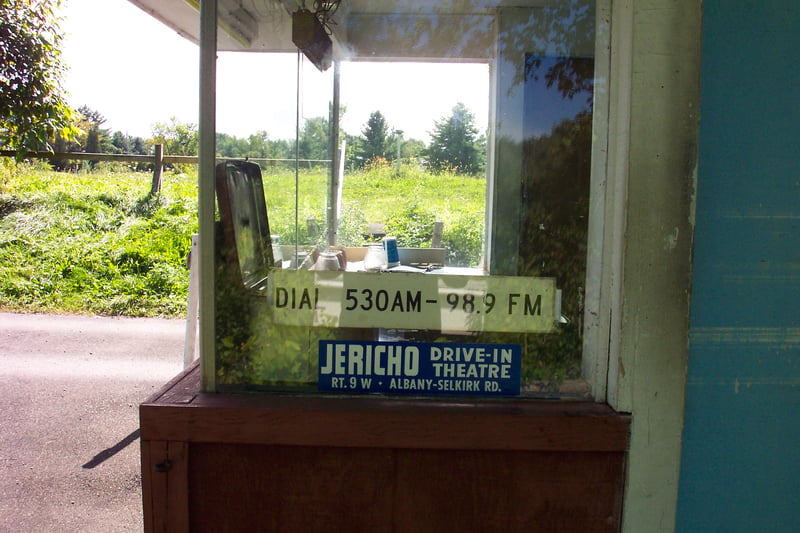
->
[0, 162, 484, 317]
[0, 167, 198, 317]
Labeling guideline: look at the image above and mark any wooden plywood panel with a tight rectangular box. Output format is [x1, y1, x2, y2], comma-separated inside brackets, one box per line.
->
[141, 366, 629, 531]
[141, 440, 189, 533]
[140, 365, 630, 452]
[183, 443, 623, 532]
[187, 444, 394, 532]
[394, 449, 625, 532]
[140, 440, 164, 533]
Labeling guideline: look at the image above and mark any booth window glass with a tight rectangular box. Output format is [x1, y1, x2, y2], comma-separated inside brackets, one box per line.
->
[210, 0, 605, 398]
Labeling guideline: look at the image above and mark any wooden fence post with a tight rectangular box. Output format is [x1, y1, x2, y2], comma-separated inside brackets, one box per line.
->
[151, 144, 164, 195]
[432, 219, 444, 248]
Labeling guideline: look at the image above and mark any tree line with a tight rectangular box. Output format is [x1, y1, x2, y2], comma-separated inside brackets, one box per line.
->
[350, 104, 485, 175]
[1, 1, 485, 176]
[48, 103, 487, 176]
[216, 103, 486, 175]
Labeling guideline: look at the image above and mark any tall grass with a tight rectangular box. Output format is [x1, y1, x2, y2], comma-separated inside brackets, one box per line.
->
[263, 158, 486, 261]
[0, 162, 198, 316]
[0, 159, 485, 317]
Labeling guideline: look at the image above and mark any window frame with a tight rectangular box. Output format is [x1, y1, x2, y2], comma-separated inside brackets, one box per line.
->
[196, 0, 625, 402]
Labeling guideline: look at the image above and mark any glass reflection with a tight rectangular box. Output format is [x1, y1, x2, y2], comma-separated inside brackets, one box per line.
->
[211, 0, 599, 396]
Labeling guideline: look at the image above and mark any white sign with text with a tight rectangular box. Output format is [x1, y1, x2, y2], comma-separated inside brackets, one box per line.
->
[269, 270, 557, 333]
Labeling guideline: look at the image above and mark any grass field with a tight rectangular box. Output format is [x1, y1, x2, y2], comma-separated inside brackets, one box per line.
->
[0, 160, 485, 317]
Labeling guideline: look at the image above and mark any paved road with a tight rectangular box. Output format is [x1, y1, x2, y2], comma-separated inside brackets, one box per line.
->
[0, 312, 186, 533]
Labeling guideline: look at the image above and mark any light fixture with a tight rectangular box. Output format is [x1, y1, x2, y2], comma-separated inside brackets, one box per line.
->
[292, 9, 332, 71]
[292, 2, 340, 72]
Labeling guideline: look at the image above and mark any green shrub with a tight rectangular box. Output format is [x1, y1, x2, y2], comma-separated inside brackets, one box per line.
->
[335, 203, 368, 246]
[442, 211, 484, 266]
[384, 204, 437, 247]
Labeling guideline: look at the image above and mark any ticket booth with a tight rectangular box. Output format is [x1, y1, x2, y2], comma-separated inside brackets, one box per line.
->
[139, 0, 700, 531]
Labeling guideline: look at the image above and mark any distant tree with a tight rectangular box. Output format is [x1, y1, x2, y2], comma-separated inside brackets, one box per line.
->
[215, 132, 245, 159]
[400, 138, 426, 161]
[299, 116, 329, 161]
[268, 138, 293, 160]
[341, 132, 361, 170]
[50, 113, 82, 170]
[0, 0, 78, 157]
[51, 112, 84, 154]
[111, 131, 129, 153]
[49, 105, 112, 169]
[131, 136, 147, 155]
[77, 106, 113, 155]
[356, 111, 390, 167]
[109, 131, 148, 170]
[215, 131, 297, 164]
[387, 129, 403, 161]
[77, 106, 105, 128]
[246, 131, 270, 159]
[110, 131, 147, 155]
[151, 117, 198, 156]
[426, 103, 485, 175]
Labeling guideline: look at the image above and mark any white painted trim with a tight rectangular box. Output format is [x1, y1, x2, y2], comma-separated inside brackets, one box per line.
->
[602, 0, 633, 411]
[198, 0, 217, 392]
[582, 0, 613, 401]
[183, 233, 200, 368]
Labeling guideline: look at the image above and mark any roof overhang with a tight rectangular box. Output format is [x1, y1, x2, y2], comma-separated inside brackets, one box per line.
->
[126, 0, 518, 61]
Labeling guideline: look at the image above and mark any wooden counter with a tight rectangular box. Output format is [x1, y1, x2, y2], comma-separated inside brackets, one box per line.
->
[141, 361, 630, 532]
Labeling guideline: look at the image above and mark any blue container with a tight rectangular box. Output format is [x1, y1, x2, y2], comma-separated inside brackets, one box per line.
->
[382, 236, 400, 267]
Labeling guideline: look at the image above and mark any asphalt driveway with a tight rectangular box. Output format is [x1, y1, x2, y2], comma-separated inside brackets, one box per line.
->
[0, 312, 185, 532]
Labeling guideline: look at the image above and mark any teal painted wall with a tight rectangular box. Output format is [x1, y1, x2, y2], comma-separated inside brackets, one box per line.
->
[676, 1, 800, 531]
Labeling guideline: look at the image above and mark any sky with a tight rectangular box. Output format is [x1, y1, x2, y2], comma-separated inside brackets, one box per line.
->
[58, 0, 490, 143]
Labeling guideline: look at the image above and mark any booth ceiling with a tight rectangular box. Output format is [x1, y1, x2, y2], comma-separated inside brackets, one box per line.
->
[125, 0, 546, 61]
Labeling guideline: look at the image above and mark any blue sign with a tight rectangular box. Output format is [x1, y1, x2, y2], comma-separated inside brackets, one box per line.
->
[318, 340, 522, 396]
